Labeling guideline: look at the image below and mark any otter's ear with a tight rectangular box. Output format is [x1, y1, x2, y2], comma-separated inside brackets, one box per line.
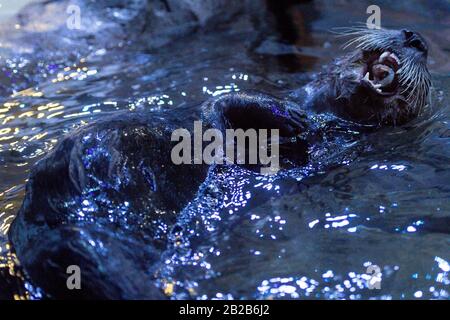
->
[201, 92, 308, 137]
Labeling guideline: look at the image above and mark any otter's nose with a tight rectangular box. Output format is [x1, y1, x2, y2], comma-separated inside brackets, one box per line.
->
[402, 29, 428, 56]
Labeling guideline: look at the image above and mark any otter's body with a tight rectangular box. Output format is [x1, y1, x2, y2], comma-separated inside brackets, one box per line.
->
[9, 28, 431, 298]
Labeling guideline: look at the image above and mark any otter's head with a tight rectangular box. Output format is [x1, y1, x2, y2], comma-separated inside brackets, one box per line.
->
[323, 28, 432, 125]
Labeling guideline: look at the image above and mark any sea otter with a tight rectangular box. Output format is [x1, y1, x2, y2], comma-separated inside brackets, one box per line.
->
[9, 28, 431, 299]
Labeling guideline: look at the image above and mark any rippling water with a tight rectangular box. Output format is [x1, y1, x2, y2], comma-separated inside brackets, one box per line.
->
[0, 1, 449, 299]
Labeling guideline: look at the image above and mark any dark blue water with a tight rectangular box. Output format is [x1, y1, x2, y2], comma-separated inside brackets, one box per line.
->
[0, 0, 449, 299]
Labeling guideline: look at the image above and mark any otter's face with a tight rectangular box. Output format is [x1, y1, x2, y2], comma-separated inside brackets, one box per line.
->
[336, 28, 431, 125]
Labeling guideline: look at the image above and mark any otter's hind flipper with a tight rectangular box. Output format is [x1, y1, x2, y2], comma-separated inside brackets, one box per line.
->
[11, 219, 164, 299]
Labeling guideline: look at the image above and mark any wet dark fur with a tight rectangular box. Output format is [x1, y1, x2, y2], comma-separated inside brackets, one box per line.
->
[9, 29, 431, 298]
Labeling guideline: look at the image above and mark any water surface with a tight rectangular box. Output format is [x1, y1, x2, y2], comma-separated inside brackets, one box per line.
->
[0, 0, 449, 299]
